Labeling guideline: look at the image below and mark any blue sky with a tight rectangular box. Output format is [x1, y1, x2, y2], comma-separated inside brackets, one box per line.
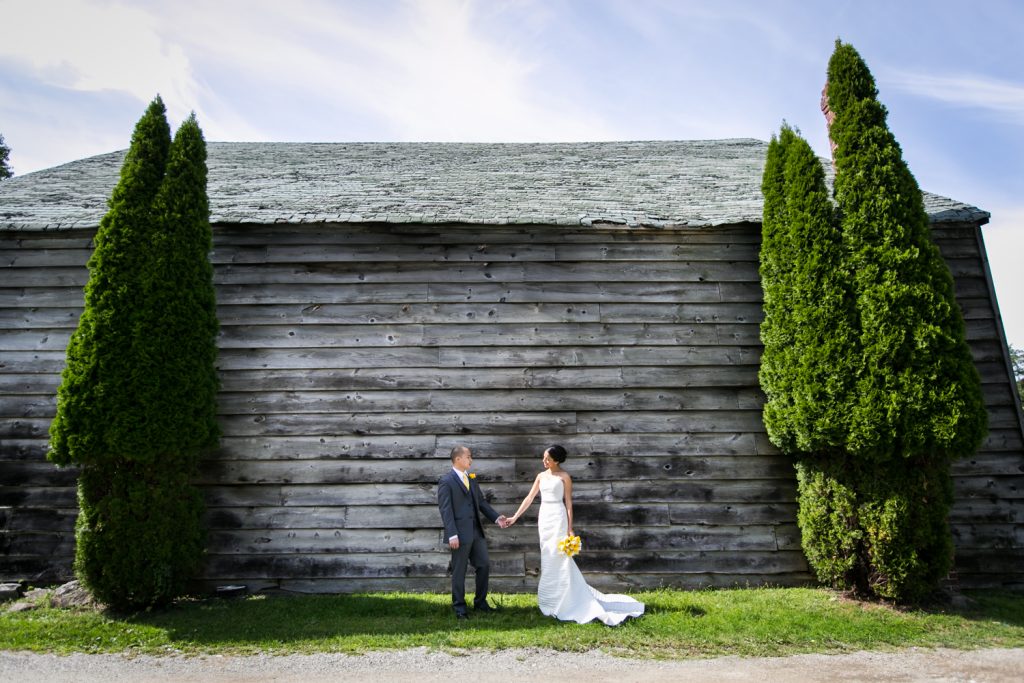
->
[2, 0, 1022, 347]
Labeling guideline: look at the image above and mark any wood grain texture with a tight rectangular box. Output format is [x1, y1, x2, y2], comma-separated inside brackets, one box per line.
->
[1, 220, 1021, 592]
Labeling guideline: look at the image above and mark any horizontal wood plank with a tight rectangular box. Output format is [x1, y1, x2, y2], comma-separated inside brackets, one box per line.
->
[200, 551, 525, 579]
[219, 302, 603, 326]
[213, 322, 751, 349]
[216, 365, 757, 392]
[217, 411, 578, 437]
[212, 259, 759, 285]
[208, 223, 763, 246]
[438, 345, 761, 367]
[213, 388, 763, 416]
[0, 461, 78, 486]
[215, 432, 761, 460]
[198, 454, 795, 486]
[208, 241, 759, 265]
[0, 506, 77, 532]
[203, 524, 800, 555]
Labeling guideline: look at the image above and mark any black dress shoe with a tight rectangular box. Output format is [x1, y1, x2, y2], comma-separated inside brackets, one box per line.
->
[474, 601, 500, 613]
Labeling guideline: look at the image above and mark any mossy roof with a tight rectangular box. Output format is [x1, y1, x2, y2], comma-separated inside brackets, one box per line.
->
[0, 139, 987, 231]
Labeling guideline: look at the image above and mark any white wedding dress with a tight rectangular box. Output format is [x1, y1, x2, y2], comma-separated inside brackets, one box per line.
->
[536, 474, 645, 625]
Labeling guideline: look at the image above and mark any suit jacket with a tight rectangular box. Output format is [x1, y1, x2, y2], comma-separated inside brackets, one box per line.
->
[437, 469, 500, 543]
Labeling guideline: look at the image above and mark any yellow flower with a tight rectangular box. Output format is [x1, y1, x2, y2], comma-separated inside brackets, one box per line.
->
[558, 534, 582, 557]
[468, 473, 476, 479]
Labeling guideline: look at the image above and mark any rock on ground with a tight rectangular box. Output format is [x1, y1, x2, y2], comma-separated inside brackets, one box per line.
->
[49, 581, 98, 609]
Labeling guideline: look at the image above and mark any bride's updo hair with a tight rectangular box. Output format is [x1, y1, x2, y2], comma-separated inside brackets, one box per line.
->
[546, 445, 567, 463]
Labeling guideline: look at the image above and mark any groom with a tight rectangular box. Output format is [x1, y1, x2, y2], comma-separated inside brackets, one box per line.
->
[437, 444, 508, 618]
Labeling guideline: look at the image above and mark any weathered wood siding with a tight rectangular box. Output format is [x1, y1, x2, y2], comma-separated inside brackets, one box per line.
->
[935, 224, 1024, 587]
[1, 221, 1022, 591]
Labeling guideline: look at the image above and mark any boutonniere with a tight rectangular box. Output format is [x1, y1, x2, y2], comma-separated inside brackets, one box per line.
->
[468, 473, 477, 479]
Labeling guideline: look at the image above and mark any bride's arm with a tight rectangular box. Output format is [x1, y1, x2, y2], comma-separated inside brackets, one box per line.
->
[509, 474, 542, 524]
[563, 475, 574, 536]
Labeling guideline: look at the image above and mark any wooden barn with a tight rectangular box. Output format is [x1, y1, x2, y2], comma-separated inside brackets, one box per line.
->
[1, 139, 1022, 592]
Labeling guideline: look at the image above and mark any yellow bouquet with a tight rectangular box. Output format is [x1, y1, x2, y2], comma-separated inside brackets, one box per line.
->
[558, 534, 582, 557]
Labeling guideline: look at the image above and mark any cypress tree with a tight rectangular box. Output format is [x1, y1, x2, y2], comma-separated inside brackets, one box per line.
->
[49, 99, 218, 610]
[762, 42, 987, 601]
[760, 125, 854, 455]
[759, 127, 799, 452]
[827, 40, 986, 462]
[822, 40, 986, 601]
[107, 113, 217, 608]
[0, 133, 12, 179]
[770, 41, 987, 602]
[50, 96, 171, 467]
[760, 124, 870, 595]
[139, 113, 219, 462]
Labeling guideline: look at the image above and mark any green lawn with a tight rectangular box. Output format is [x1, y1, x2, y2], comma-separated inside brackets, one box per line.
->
[2, 588, 1023, 658]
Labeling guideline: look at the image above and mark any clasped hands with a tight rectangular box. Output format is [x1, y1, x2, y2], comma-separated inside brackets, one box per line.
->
[449, 514, 517, 549]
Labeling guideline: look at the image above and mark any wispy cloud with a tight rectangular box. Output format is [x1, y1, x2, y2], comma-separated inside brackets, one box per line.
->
[0, 0, 621, 171]
[0, 0, 199, 119]
[884, 70, 1024, 123]
[157, 0, 616, 142]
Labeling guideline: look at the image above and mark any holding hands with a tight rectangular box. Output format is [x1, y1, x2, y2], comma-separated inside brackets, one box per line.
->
[497, 514, 519, 528]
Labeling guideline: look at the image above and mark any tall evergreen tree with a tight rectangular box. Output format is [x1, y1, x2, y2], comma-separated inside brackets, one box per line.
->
[50, 96, 171, 467]
[0, 133, 12, 179]
[764, 41, 987, 602]
[49, 99, 218, 610]
[821, 41, 986, 601]
[827, 40, 986, 463]
[760, 125, 854, 455]
[139, 113, 219, 462]
[759, 127, 799, 452]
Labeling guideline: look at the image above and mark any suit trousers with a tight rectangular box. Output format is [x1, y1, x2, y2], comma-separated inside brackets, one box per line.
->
[451, 518, 490, 613]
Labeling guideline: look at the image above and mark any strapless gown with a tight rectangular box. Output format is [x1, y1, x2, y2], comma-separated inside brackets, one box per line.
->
[536, 474, 644, 625]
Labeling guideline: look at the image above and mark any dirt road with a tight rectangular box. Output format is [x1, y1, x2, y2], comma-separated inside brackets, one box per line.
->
[3, 646, 1023, 682]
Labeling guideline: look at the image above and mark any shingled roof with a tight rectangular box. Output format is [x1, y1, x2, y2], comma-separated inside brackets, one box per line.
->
[0, 139, 988, 231]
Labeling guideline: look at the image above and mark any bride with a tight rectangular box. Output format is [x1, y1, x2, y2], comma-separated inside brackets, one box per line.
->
[507, 445, 644, 625]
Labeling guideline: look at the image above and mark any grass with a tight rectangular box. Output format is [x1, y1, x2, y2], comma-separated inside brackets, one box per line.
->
[1, 588, 1023, 659]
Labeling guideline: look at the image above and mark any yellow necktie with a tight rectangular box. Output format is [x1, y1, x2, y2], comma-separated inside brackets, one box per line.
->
[461, 472, 469, 490]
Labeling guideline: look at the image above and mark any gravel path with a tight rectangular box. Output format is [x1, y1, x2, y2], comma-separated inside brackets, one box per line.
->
[3, 647, 1023, 682]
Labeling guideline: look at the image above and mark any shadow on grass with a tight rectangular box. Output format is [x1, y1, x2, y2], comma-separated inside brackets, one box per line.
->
[125, 594, 556, 647]
[953, 591, 1024, 628]
[825, 588, 1024, 629]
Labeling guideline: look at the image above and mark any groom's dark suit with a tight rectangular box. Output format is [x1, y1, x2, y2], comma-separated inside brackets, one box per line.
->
[437, 468, 501, 615]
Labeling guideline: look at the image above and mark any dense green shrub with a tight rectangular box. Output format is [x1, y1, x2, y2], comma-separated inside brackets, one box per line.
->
[796, 455, 955, 602]
[73, 460, 205, 607]
[793, 459, 861, 591]
[49, 98, 217, 610]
